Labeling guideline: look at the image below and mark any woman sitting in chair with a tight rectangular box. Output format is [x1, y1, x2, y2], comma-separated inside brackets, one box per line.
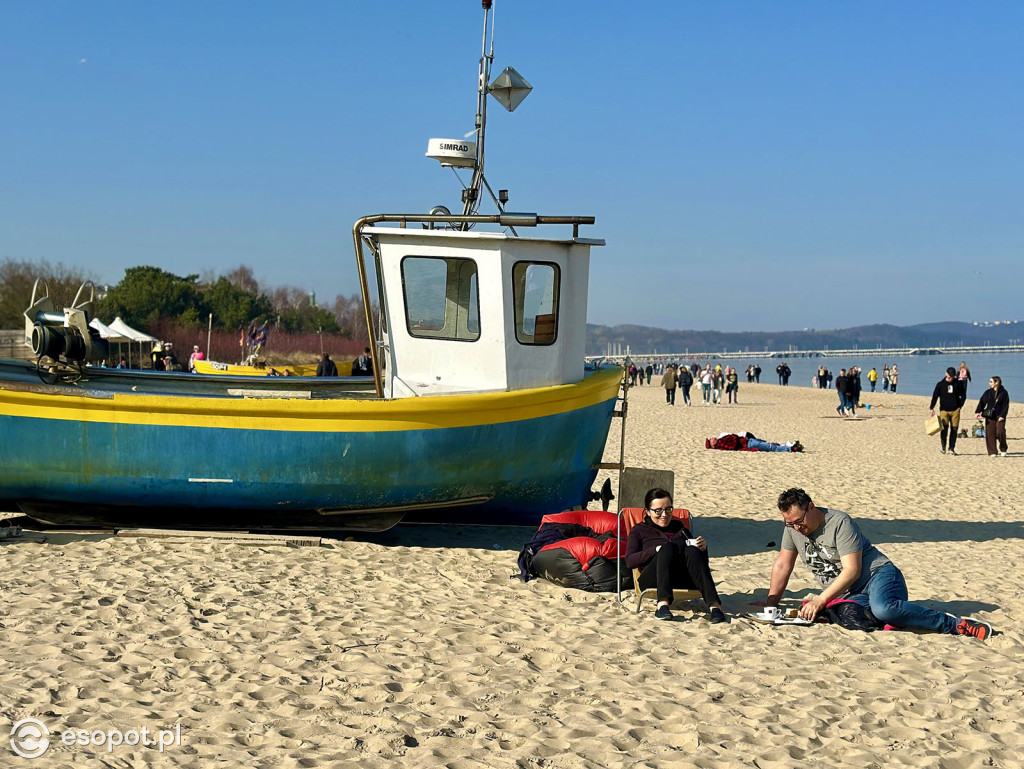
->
[624, 488, 727, 623]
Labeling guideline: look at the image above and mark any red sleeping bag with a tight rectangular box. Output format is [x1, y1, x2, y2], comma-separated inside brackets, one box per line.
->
[527, 510, 631, 592]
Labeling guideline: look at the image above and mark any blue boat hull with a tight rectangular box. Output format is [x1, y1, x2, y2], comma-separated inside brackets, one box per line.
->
[0, 367, 622, 529]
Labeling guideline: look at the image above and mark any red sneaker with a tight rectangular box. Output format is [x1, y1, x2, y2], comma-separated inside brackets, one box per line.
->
[956, 617, 993, 640]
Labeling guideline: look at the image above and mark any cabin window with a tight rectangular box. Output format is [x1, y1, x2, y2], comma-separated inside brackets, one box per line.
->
[401, 256, 480, 341]
[513, 261, 559, 345]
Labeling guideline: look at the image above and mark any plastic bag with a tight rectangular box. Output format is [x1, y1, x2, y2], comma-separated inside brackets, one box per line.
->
[821, 599, 881, 632]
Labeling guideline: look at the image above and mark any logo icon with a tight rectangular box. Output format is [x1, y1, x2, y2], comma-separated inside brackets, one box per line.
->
[10, 718, 50, 759]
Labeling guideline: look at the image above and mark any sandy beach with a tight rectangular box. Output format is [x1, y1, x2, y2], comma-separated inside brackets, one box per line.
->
[2, 381, 1022, 767]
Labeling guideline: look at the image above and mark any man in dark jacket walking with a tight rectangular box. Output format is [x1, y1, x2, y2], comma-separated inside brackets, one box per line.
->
[677, 365, 694, 406]
[316, 353, 338, 377]
[847, 367, 861, 416]
[835, 369, 849, 416]
[929, 367, 967, 455]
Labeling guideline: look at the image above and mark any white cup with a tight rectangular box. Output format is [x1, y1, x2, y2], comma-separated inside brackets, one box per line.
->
[763, 606, 779, 620]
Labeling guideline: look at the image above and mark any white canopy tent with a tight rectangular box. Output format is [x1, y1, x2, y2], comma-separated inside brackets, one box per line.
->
[107, 317, 158, 343]
[103, 317, 159, 368]
[89, 318, 135, 367]
[89, 318, 133, 344]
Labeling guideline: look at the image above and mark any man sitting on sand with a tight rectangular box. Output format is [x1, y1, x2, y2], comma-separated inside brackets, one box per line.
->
[765, 487, 992, 639]
[706, 433, 803, 452]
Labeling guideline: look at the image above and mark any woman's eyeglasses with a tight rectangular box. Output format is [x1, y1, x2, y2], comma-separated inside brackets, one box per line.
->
[647, 507, 673, 517]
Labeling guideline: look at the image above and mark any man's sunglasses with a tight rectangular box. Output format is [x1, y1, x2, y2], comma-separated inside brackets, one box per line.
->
[783, 510, 809, 528]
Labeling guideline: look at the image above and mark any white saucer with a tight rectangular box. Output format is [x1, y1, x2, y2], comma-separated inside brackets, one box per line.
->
[746, 611, 814, 626]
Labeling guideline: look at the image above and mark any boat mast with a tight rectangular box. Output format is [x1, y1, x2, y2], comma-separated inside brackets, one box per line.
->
[461, 0, 496, 224]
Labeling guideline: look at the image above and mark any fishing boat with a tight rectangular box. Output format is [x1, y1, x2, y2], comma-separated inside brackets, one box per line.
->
[0, 0, 622, 531]
[192, 359, 344, 378]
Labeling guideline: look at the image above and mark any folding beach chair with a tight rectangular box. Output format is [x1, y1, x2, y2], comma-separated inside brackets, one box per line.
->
[617, 506, 702, 613]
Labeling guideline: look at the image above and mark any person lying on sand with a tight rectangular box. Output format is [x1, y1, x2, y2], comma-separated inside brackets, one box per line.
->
[706, 433, 803, 452]
[765, 487, 992, 639]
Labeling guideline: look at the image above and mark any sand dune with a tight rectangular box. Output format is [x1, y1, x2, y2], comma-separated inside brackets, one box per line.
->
[1, 381, 1021, 767]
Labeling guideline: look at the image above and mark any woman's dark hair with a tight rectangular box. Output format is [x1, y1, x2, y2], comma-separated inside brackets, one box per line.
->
[991, 376, 1002, 389]
[644, 488, 672, 509]
[777, 487, 812, 512]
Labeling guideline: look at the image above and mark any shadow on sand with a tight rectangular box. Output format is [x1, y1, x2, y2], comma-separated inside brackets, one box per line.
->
[695, 516, 1024, 558]
[355, 516, 1024, 558]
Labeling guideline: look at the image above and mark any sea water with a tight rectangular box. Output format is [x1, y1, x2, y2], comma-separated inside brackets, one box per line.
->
[670, 352, 1024, 404]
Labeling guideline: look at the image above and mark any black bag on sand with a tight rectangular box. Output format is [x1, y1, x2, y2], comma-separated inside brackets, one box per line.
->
[821, 599, 882, 632]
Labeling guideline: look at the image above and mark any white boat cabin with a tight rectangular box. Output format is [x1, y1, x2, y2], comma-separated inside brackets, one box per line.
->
[367, 227, 603, 397]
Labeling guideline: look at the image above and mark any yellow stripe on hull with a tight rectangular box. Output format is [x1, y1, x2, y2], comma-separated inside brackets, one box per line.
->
[0, 367, 623, 433]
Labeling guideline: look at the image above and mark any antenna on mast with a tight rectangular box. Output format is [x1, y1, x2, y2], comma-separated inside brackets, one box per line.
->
[424, 0, 532, 228]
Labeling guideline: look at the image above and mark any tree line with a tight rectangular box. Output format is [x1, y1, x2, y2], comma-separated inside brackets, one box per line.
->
[0, 259, 370, 340]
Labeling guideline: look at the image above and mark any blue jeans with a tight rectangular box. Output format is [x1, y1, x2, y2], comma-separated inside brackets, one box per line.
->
[746, 438, 791, 452]
[846, 562, 957, 633]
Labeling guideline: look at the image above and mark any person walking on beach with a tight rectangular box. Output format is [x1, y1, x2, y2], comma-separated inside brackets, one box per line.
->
[882, 365, 890, 392]
[929, 367, 967, 455]
[726, 366, 739, 403]
[777, 363, 785, 385]
[712, 366, 725, 405]
[677, 363, 693, 406]
[835, 368, 850, 416]
[625, 488, 726, 623]
[975, 376, 1010, 457]
[353, 347, 373, 376]
[765, 488, 992, 639]
[753, 364, 761, 383]
[848, 367, 861, 416]
[888, 365, 899, 393]
[661, 364, 677, 406]
[163, 343, 179, 371]
[868, 367, 879, 392]
[646, 364, 654, 386]
[700, 365, 713, 405]
[958, 361, 972, 398]
[316, 353, 338, 377]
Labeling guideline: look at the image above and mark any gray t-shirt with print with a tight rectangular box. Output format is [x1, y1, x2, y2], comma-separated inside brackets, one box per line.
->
[781, 508, 891, 595]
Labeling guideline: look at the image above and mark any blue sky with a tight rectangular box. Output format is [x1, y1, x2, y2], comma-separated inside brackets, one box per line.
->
[2, 1, 1022, 332]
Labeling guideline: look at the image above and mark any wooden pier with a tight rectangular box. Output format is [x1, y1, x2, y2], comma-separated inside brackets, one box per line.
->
[588, 344, 1024, 364]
